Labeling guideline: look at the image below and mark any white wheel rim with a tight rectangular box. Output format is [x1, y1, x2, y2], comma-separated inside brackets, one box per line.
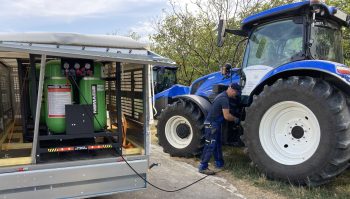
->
[259, 101, 321, 165]
[165, 116, 193, 149]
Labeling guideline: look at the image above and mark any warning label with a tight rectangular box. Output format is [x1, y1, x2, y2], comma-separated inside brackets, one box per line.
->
[48, 85, 72, 118]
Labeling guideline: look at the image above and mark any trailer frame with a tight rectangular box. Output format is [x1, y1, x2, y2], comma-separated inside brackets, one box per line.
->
[0, 33, 175, 198]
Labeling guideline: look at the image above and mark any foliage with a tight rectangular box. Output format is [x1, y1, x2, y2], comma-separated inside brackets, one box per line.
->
[151, 0, 254, 85]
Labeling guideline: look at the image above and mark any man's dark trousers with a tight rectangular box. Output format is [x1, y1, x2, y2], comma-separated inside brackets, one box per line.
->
[199, 122, 224, 170]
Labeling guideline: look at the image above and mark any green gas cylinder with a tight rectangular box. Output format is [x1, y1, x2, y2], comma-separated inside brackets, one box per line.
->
[79, 62, 106, 131]
[45, 60, 62, 77]
[44, 60, 72, 134]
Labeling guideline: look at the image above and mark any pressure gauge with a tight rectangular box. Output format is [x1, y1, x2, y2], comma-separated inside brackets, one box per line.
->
[85, 63, 91, 69]
[74, 63, 80, 69]
[63, 62, 69, 69]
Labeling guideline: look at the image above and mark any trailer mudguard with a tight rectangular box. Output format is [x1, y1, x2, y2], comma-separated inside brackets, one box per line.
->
[173, 94, 212, 117]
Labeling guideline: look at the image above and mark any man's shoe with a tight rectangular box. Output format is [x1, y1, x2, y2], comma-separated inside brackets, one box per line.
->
[199, 168, 215, 175]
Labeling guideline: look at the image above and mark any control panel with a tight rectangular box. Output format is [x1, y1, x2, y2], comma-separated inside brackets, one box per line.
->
[61, 58, 94, 78]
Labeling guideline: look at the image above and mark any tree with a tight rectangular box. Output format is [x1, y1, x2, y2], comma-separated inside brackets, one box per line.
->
[151, 0, 255, 85]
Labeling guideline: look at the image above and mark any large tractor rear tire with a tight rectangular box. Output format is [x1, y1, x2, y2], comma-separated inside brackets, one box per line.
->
[243, 76, 350, 186]
[157, 99, 204, 157]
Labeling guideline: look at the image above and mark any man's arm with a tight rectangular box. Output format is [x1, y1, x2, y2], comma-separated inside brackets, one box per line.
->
[222, 109, 237, 122]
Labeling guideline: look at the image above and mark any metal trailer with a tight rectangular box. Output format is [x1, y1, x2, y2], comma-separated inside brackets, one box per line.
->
[0, 33, 175, 198]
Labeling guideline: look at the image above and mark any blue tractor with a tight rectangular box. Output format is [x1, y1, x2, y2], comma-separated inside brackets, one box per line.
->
[155, 1, 350, 185]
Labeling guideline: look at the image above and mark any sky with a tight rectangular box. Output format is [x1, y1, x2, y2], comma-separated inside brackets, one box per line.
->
[0, 0, 177, 43]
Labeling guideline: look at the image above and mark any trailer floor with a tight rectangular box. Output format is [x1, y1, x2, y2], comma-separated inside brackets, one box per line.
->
[96, 144, 245, 199]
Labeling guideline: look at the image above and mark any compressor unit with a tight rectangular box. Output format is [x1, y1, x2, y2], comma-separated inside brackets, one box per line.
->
[28, 58, 112, 161]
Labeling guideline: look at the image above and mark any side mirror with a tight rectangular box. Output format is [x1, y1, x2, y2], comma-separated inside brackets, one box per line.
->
[217, 19, 227, 47]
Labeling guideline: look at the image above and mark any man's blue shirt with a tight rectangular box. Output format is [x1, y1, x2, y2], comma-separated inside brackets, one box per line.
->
[205, 91, 230, 124]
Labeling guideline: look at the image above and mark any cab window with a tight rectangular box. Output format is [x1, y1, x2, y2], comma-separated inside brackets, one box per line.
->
[243, 20, 303, 68]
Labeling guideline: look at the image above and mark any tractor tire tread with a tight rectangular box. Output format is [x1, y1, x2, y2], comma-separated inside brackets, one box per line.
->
[157, 99, 205, 157]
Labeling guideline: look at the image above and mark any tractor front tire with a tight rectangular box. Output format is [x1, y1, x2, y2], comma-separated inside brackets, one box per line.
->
[243, 76, 350, 186]
[157, 99, 204, 157]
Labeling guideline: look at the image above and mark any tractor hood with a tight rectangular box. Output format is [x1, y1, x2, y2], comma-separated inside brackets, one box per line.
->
[154, 84, 190, 99]
[189, 68, 241, 98]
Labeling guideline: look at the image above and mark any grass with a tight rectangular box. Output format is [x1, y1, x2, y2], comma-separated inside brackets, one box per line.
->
[223, 147, 350, 199]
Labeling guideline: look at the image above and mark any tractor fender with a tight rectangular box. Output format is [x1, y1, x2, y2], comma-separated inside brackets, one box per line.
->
[154, 85, 190, 117]
[173, 95, 212, 117]
[248, 60, 350, 101]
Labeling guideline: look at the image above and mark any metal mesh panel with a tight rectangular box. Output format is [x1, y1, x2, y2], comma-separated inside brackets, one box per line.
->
[10, 64, 21, 123]
[0, 64, 14, 130]
[105, 63, 144, 123]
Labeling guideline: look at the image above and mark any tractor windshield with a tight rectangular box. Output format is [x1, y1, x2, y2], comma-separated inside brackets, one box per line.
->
[243, 19, 304, 68]
[310, 20, 344, 63]
[153, 67, 177, 94]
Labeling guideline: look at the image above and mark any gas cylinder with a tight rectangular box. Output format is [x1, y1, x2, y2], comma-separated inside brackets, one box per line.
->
[44, 60, 72, 134]
[79, 62, 106, 131]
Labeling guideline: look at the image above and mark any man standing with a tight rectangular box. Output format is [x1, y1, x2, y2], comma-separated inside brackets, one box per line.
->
[198, 83, 241, 175]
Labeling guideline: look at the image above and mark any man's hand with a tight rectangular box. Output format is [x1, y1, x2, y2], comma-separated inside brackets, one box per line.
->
[222, 109, 238, 122]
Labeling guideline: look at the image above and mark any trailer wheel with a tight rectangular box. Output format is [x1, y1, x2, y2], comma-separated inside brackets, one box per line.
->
[157, 99, 204, 157]
[243, 76, 350, 186]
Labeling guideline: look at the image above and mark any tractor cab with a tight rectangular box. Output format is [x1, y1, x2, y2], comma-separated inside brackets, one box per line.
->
[152, 65, 178, 94]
